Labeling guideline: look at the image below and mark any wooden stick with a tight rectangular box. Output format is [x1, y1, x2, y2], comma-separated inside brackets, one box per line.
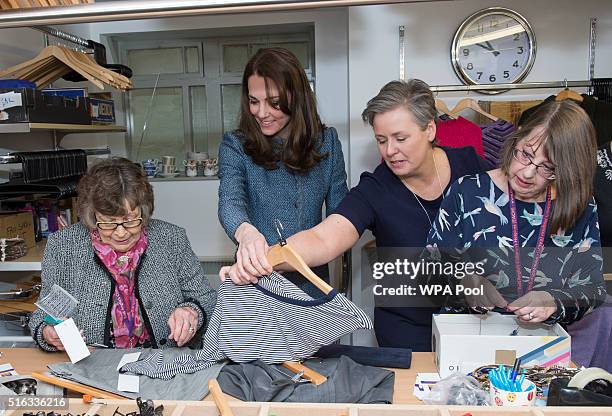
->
[282, 361, 327, 386]
[207, 379, 234, 416]
[31, 372, 126, 400]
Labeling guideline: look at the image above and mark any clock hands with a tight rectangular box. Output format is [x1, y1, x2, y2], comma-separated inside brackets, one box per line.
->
[475, 41, 501, 57]
[481, 47, 519, 54]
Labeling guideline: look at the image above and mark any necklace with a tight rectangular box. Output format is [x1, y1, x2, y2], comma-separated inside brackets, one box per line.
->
[402, 149, 445, 228]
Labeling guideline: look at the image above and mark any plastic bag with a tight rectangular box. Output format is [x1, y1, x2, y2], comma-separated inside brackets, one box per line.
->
[424, 372, 490, 406]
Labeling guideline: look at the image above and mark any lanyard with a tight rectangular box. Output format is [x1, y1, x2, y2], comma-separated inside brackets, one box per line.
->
[508, 183, 552, 296]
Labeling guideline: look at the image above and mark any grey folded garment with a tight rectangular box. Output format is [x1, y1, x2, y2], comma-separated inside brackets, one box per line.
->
[217, 356, 395, 404]
[48, 348, 225, 400]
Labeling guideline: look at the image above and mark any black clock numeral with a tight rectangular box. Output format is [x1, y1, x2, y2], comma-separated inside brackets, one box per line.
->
[466, 63, 474, 70]
[513, 60, 519, 68]
[463, 48, 469, 57]
[513, 33, 520, 41]
[489, 74, 497, 82]
[477, 23, 484, 33]
[503, 70, 510, 79]
[517, 46, 524, 54]
[477, 72, 483, 80]
[490, 18, 498, 28]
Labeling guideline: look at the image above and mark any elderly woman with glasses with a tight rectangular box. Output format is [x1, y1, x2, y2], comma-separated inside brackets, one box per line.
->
[29, 157, 216, 351]
[427, 100, 607, 325]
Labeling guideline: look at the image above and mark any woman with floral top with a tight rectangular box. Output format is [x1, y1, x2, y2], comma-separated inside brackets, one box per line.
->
[29, 158, 216, 351]
[427, 100, 607, 325]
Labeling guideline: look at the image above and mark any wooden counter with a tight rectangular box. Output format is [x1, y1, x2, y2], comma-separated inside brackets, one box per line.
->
[0, 348, 434, 405]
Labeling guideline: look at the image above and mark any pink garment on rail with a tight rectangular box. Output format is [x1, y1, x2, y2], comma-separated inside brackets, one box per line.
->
[436, 116, 485, 157]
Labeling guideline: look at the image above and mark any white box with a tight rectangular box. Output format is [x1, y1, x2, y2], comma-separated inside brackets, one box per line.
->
[432, 314, 571, 378]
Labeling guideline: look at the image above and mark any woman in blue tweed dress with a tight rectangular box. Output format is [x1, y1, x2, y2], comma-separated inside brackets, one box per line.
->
[218, 48, 348, 293]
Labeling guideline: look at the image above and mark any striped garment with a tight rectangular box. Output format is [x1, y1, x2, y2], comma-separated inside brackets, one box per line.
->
[121, 272, 373, 380]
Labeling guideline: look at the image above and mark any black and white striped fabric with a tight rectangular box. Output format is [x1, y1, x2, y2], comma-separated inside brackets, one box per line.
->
[121, 272, 372, 380]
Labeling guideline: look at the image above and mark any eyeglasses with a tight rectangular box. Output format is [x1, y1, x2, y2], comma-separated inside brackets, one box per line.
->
[95, 217, 143, 230]
[512, 148, 556, 180]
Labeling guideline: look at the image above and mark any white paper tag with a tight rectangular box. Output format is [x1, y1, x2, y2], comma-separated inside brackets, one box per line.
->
[0, 92, 22, 111]
[54, 318, 90, 363]
[413, 372, 441, 401]
[0, 363, 18, 377]
[117, 374, 139, 393]
[116, 352, 141, 371]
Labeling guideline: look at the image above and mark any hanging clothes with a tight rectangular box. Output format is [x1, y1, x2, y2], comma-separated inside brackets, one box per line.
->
[120, 272, 373, 380]
[436, 116, 484, 157]
[592, 78, 612, 103]
[480, 119, 516, 169]
[478, 100, 543, 127]
[595, 140, 612, 273]
[519, 95, 612, 146]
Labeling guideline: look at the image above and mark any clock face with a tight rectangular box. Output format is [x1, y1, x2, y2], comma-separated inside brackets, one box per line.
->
[452, 8, 536, 86]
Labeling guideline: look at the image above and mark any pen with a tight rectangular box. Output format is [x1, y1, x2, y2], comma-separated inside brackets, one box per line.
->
[510, 358, 521, 382]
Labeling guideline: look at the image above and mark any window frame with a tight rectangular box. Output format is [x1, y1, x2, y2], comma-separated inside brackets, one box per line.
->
[118, 31, 314, 160]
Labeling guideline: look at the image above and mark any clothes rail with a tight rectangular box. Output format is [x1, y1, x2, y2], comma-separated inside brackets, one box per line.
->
[33, 26, 90, 49]
[429, 80, 592, 93]
[0, 147, 110, 164]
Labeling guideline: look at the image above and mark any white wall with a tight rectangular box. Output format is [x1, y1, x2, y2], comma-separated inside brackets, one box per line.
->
[347, 0, 612, 345]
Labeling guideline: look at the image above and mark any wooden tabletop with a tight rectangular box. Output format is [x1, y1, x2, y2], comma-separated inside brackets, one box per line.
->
[0, 348, 434, 405]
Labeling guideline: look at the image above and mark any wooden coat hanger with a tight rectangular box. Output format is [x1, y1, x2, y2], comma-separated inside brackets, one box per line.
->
[556, 79, 583, 102]
[208, 380, 235, 416]
[267, 243, 334, 295]
[435, 98, 456, 119]
[266, 219, 334, 295]
[450, 97, 498, 121]
[0, 45, 132, 90]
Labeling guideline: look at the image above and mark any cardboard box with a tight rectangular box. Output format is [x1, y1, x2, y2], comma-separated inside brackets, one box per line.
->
[0, 211, 36, 249]
[432, 314, 571, 378]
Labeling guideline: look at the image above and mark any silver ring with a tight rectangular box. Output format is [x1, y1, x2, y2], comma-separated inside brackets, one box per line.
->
[528, 312, 533, 320]
[189, 326, 195, 333]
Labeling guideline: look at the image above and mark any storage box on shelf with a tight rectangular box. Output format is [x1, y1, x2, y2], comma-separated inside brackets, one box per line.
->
[0, 88, 90, 125]
[0, 211, 35, 249]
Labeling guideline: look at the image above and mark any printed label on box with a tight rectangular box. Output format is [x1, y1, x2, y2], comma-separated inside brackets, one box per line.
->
[0, 92, 22, 111]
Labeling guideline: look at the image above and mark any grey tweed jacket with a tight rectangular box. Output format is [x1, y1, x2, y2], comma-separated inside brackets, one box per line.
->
[29, 219, 217, 351]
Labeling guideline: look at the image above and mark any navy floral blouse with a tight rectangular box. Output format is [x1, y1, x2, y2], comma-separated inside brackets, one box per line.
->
[426, 173, 607, 325]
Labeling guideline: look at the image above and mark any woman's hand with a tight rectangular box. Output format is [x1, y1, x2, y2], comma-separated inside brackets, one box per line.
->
[507, 291, 557, 323]
[462, 275, 508, 311]
[233, 223, 272, 283]
[168, 307, 199, 347]
[42, 325, 85, 350]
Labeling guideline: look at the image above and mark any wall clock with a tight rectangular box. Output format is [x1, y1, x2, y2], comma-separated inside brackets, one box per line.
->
[451, 7, 536, 90]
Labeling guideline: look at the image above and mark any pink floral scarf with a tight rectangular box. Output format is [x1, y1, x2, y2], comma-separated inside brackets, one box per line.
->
[91, 229, 150, 348]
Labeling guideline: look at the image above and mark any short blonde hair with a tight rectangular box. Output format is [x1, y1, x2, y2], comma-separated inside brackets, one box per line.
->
[76, 157, 154, 230]
[499, 100, 596, 233]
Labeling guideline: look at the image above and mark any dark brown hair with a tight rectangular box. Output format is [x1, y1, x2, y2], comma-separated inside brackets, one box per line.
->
[77, 157, 155, 230]
[499, 100, 597, 233]
[237, 47, 326, 172]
